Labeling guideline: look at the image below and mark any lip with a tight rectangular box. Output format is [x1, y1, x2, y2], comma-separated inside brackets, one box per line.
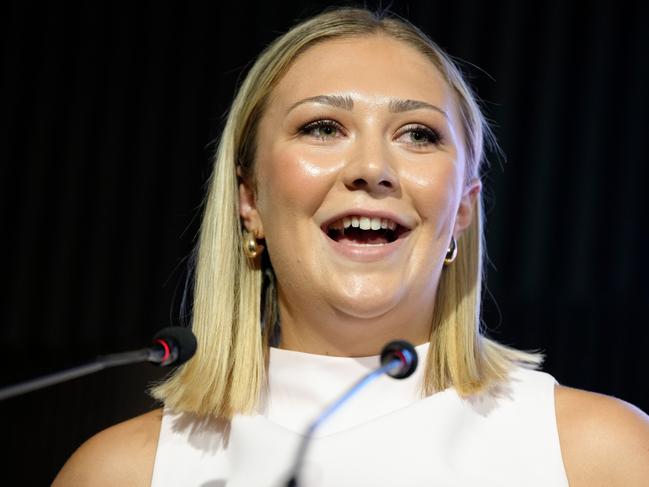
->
[323, 232, 408, 262]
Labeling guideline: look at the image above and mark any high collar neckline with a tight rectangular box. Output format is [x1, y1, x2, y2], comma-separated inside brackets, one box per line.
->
[269, 341, 430, 370]
[263, 342, 440, 437]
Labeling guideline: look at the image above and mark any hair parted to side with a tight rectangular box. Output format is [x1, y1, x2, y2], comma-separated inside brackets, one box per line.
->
[151, 6, 543, 418]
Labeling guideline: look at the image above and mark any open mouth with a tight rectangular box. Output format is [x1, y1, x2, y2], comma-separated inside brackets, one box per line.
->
[322, 215, 410, 245]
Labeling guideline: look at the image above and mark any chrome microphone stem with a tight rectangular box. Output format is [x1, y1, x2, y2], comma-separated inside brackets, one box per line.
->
[0, 349, 150, 401]
[0, 327, 196, 402]
[285, 357, 402, 487]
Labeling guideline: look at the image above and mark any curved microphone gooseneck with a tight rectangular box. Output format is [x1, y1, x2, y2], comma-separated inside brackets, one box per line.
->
[284, 340, 418, 487]
[0, 326, 197, 401]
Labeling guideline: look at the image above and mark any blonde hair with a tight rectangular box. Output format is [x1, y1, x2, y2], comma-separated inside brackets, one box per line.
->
[151, 7, 542, 418]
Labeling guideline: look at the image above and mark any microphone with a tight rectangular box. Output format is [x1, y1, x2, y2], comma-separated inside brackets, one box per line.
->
[0, 326, 197, 401]
[149, 327, 198, 367]
[284, 340, 418, 487]
[379, 340, 418, 379]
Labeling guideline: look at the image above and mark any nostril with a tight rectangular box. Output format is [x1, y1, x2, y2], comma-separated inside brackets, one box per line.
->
[352, 178, 368, 188]
[346, 177, 395, 192]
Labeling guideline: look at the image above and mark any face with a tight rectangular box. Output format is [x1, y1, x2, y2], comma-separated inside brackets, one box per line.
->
[240, 35, 481, 353]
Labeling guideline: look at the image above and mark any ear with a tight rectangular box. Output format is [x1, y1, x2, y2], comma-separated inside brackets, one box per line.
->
[237, 166, 265, 238]
[453, 178, 481, 238]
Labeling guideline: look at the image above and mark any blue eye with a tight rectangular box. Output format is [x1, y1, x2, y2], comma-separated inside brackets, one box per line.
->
[299, 120, 344, 140]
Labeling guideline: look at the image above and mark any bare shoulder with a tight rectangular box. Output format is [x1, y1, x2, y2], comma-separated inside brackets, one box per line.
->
[555, 384, 649, 487]
[52, 408, 163, 487]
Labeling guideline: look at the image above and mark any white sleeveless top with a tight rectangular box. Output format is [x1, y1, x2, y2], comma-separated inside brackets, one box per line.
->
[151, 343, 569, 486]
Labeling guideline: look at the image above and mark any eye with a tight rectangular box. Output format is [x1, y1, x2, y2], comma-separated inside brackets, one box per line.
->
[298, 119, 344, 140]
[397, 124, 444, 147]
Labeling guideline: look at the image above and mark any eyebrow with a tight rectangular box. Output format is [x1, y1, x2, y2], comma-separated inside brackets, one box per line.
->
[287, 94, 449, 119]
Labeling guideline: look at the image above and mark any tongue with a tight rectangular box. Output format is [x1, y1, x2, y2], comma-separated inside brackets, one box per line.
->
[337, 229, 390, 245]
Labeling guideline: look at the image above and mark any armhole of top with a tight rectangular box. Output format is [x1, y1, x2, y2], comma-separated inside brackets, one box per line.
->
[150, 405, 170, 487]
[549, 376, 571, 486]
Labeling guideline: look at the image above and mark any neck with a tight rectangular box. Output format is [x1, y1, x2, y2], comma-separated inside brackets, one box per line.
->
[276, 293, 434, 357]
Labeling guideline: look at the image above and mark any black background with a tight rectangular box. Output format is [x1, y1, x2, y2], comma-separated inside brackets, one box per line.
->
[1, 1, 647, 484]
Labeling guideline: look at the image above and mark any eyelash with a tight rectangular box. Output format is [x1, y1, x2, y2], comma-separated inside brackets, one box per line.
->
[399, 124, 444, 146]
[298, 119, 444, 146]
[299, 119, 344, 140]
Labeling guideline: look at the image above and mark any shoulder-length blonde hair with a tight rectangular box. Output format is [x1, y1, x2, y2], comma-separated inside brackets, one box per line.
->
[152, 7, 542, 419]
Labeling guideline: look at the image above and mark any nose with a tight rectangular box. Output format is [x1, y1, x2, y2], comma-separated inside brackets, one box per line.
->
[342, 138, 399, 195]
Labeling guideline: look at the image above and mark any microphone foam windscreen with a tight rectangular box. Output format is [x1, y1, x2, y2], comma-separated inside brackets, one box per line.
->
[380, 340, 418, 379]
[153, 327, 198, 366]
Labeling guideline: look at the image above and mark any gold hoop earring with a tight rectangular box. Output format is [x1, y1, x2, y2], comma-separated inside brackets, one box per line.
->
[444, 235, 457, 266]
[243, 230, 261, 259]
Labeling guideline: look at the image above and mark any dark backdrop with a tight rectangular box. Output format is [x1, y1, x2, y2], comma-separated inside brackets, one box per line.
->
[1, 0, 647, 484]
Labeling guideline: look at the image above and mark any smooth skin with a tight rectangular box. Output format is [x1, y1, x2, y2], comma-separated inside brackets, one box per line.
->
[239, 36, 479, 357]
[54, 35, 649, 486]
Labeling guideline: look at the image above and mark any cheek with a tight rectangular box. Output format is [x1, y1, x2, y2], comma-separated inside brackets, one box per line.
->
[402, 160, 463, 231]
[255, 145, 344, 218]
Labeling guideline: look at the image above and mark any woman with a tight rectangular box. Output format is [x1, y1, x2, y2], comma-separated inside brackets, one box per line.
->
[54, 7, 649, 486]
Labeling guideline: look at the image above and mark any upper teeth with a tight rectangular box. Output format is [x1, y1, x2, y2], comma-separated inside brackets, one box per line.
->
[329, 216, 397, 231]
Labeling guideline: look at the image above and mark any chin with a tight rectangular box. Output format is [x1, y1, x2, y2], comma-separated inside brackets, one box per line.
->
[331, 287, 404, 321]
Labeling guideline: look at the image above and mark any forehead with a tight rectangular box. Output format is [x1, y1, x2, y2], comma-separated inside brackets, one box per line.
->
[268, 34, 456, 112]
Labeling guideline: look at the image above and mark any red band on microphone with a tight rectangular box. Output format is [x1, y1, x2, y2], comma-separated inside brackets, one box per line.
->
[155, 338, 171, 363]
[393, 350, 406, 366]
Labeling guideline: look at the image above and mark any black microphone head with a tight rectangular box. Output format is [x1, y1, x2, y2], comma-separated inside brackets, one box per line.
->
[153, 327, 197, 366]
[380, 340, 418, 379]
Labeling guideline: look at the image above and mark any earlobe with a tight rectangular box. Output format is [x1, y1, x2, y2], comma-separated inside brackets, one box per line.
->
[238, 181, 265, 238]
[453, 178, 482, 237]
